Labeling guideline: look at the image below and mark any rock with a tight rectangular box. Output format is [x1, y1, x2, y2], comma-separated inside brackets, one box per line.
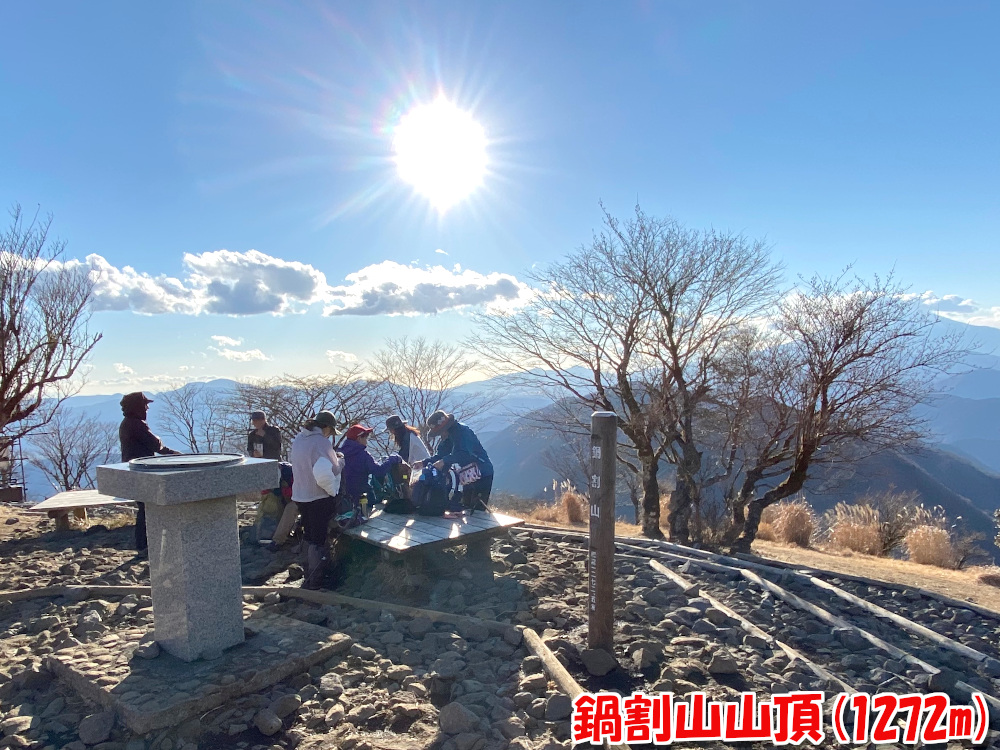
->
[386, 665, 413, 681]
[840, 654, 867, 670]
[545, 694, 573, 721]
[454, 732, 485, 750]
[253, 709, 283, 737]
[439, 702, 479, 735]
[580, 648, 616, 677]
[78, 711, 116, 745]
[318, 673, 344, 698]
[708, 653, 739, 675]
[324, 704, 346, 726]
[124, 740, 146, 750]
[409, 618, 433, 637]
[263, 592, 281, 605]
[286, 564, 303, 582]
[742, 634, 770, 650]
[633, 646, 662, 671]
[518, 673, 548, 693]
[1, 717, 32, 737]
[513, 692, 534, 708]
[495, 717, 526, 739]
[132, 641, 160, 660]
[929, 670, 959, 692]
[269, 694, 302, 719]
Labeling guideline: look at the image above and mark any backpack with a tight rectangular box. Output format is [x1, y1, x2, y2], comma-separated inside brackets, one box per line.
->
[411, 466, 457, 516]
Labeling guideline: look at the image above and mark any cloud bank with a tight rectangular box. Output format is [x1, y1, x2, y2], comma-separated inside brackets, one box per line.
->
[74, 252, 531, 318]
[324, 261, 533, 316]
[82, 250, 329, 316]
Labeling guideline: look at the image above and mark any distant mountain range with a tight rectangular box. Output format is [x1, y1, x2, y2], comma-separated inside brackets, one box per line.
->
[13, 319, 1000, 547]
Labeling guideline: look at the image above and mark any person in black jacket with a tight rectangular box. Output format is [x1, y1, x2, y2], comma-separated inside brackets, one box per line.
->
[119, 392, 181, 553]
[247, 410, 282, 460]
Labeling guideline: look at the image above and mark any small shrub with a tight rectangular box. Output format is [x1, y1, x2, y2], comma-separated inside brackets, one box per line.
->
[771, 499, 816, 547]
[827, 503, 883, 556]
[561, 489, 586, 524]
[905, 525, 956, 568]
[756, 521, 777, 542]
[973, 567, 1000, 588]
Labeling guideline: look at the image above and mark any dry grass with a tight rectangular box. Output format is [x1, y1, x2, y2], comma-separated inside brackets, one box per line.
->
[769, 499, 815, 547]
[562, 490, 586, 524]
[970, 566, 1000, 589]
[829, 519, 883, 556]
[755, 521, 777, 542]
[753, 539, 1000, 613]
[905, 525, 956, 568]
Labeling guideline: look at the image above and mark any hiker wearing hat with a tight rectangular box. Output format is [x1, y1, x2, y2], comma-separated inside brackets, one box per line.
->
[118, 392, 181, 554]
[385, 415, 430, 465]
[289, 410, 344, 589]
[341, 423, 403, 513]
[247, 410, 282, 460]
[424, 410, 494, 511]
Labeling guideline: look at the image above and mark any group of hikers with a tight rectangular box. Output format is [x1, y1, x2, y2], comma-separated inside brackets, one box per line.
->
[118, 391, 494, 588]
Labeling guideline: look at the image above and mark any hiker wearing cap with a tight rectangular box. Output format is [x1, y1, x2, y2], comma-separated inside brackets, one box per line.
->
[118, 392, 181, 553]
[341, 424, 403, 512]
[289, 410, 344, 589]
[385, 415, 430, 465]
[425, 410, 494, 511]
[247, 410, 282, 460]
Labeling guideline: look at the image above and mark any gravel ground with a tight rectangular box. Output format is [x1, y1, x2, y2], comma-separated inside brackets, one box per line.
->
[1, 507, 997, 749]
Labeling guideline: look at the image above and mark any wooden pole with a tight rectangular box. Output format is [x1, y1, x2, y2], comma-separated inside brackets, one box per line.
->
[588, 411, 617, 651]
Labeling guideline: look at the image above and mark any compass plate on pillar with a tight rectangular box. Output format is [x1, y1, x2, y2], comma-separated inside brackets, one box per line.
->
[129, 453, 245, 471]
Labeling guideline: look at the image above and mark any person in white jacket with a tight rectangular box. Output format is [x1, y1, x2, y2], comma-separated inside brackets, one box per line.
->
[385, 414, 431, 465]
[290, 410, 344, 589]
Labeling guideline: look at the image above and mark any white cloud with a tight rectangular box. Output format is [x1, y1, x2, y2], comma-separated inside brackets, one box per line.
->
[325, 261, 533, 316]
[435, 249, 448, 255]
[211, 335, 243, 347]
[79, 250, 330, 316]
[60, 251, 534, 319]
[907, 291, 1000, 329]
[113, 363, 135, 375]
[212, 347, 271, 362]
[326, 349, 359, 363]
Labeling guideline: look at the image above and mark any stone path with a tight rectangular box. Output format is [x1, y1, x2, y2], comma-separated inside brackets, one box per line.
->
[1, 504, 998, 749]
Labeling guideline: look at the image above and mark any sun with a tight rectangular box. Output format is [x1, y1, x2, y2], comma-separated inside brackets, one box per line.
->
[393, 97, 487, 212]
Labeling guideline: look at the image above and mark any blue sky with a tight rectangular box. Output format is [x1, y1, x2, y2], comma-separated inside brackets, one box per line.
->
[3, 1, 998, 394]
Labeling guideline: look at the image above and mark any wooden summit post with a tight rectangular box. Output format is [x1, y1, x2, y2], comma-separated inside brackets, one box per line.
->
[588, 411, 617, 651]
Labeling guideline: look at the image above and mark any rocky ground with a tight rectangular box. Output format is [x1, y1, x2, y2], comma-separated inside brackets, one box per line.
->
[2, 506, 999, 749]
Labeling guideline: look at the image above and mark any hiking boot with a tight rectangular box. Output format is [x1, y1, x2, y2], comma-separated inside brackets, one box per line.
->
[303, 543, 327, 590]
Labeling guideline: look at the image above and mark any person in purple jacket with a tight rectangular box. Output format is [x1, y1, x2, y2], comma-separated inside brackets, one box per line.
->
[340, 424, 402, 516]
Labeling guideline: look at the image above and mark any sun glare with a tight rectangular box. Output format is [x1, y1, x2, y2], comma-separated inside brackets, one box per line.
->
[393, 97, 487, 212]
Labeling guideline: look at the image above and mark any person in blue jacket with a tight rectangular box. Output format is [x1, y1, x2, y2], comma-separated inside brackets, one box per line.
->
[424, 410, 494, 512]
[340, 424, 402, 517]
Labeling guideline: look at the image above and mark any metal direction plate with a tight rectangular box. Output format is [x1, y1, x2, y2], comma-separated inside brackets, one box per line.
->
[128, 453, 245, 472]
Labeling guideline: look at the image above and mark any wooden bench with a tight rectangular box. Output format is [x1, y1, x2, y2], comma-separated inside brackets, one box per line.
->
[342, 508, 523, 554]
[32, 489, 134, 531]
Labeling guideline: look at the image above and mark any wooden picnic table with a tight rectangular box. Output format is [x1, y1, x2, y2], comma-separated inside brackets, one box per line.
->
[32, 489, 134, 530]
[342, 508, 523, 554]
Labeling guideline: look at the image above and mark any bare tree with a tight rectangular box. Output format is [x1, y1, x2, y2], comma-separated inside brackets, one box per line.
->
[730, 271, 967, 552]
[233, 367, 386, 456]
[28, 410, 117, 492]
[157, 383, 242, 453]
[370, 337, 495, 444]
[473, 206, 779, 540]
[608, 207, 781, 543]
[473, 210, 672, 538]
[1, 205, 101, 440]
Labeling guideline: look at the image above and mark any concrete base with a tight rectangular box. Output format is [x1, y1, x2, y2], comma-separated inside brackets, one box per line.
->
[45, 609, 352, 735]
[146, 495, 245, 661]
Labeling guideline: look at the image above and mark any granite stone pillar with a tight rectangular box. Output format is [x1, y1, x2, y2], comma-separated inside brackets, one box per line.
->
[97, 457, 278, 662]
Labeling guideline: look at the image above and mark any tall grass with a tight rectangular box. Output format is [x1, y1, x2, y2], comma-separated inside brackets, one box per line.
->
[761, 499, 816, 547]
[904, 525, 956, 568]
